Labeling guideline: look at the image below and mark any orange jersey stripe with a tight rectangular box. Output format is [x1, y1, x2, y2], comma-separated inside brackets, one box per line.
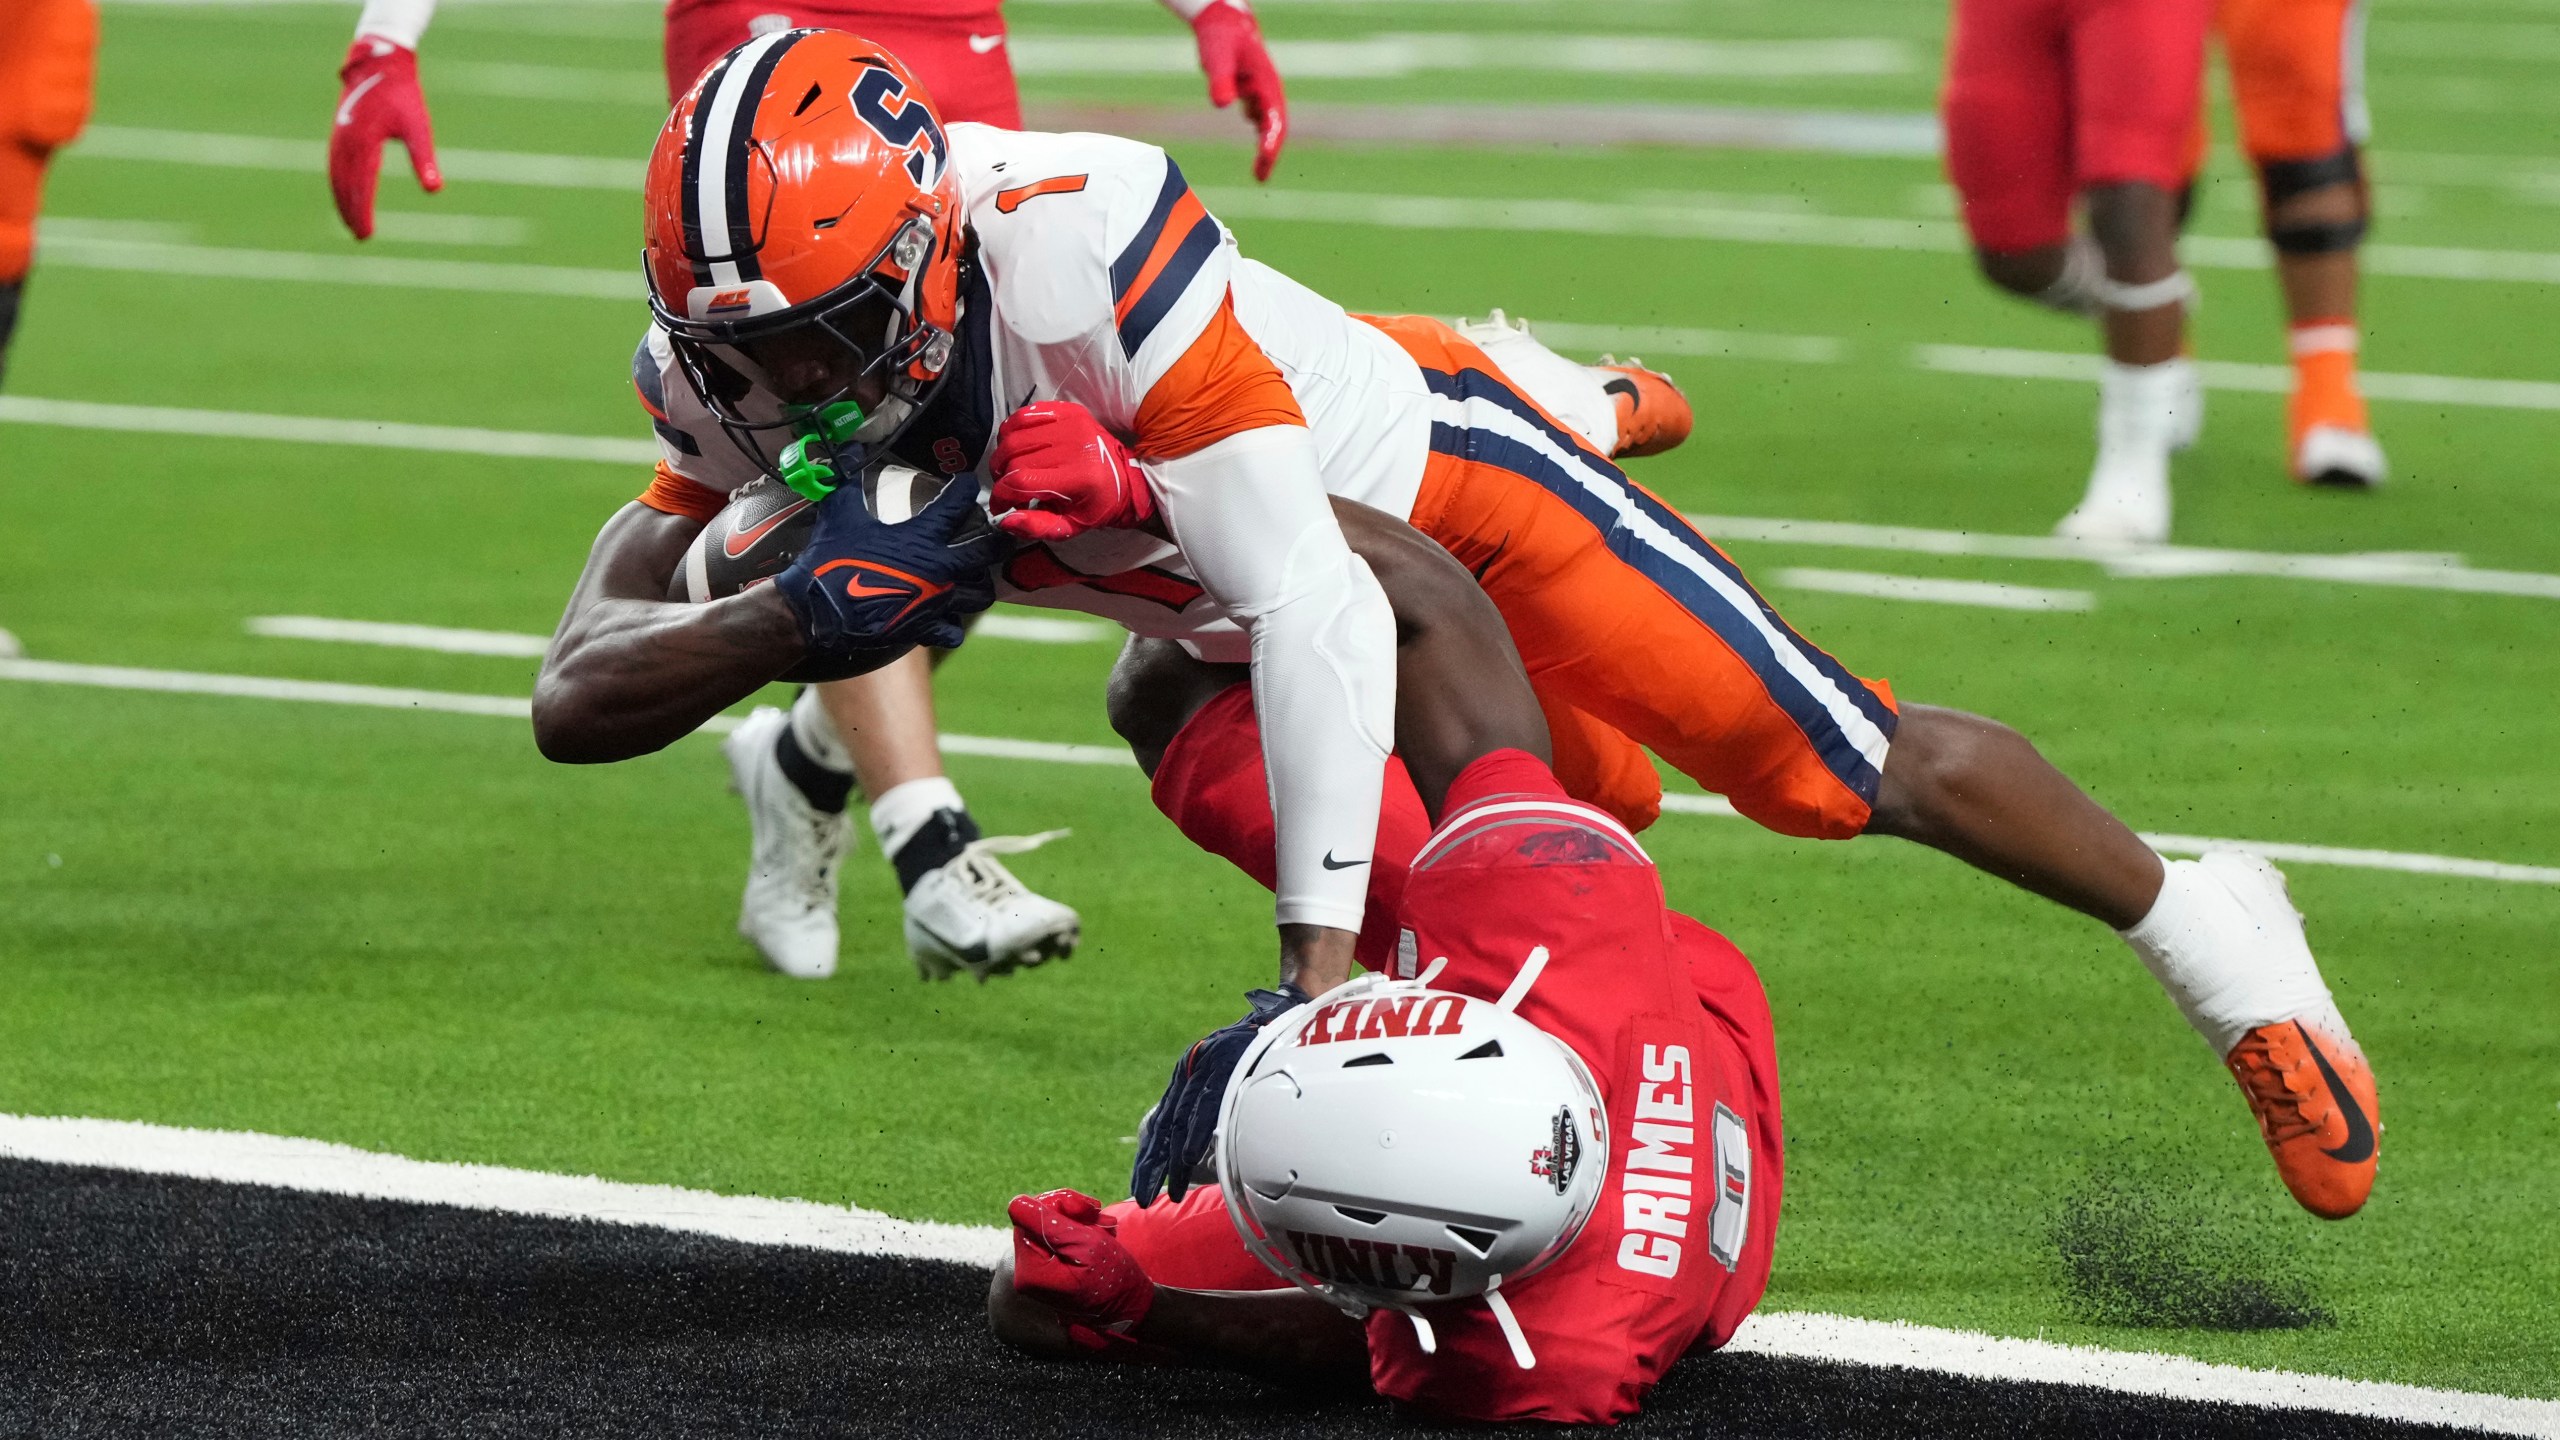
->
[1112, 187, 1209, 329]
[995, 174, 1088, 213]
[1131, 290, 1306, 461]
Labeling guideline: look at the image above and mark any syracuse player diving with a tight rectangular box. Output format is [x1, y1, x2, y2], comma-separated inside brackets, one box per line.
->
[329, 0, 1289, 986]
[991, 502, 1781, 1426]
[534, 29, 2380, 1222]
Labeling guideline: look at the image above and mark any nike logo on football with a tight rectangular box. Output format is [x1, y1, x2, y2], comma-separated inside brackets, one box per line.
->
[1320, 851, 1369, 870]
[2298, 1024, 2376, 1164]
[968, 31, 1005, 52]
[722, 498, 813, 560]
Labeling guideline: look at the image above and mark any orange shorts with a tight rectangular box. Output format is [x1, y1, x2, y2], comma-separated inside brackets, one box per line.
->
[0, 0, 98, 280]
[2219, 0, 2369, 164]
[1362, 314, 1899, 841]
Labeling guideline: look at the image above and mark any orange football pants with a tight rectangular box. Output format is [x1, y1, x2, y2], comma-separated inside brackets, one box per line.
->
[1362, 315, 1899, 841]
[0, 0, 98, 282]
[2219, 0, 2368, 164]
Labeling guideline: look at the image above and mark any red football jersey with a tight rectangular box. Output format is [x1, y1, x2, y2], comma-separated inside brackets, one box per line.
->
[1113, 736, 1783, 1426]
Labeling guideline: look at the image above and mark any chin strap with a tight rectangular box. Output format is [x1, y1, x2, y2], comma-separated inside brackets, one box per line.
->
[1483, 1274, 1537, 1370]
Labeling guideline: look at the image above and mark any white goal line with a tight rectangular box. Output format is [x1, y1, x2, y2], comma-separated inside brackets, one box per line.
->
[4, 656, 2555, 888]
[0, 1114, 2548, 1437]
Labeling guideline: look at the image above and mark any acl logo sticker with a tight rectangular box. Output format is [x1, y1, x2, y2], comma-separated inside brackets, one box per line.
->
[850, 65, 948, 188]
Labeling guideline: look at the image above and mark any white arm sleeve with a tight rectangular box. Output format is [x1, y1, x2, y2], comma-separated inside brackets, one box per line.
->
[354, 0, 437, 49]
[1148, 425, 1394, 934]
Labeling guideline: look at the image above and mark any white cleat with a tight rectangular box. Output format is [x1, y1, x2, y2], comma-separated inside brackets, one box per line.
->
[724, 705, 851, 980]
[904, 831, 1080, 982]
[2055, 448, 2171, 545]
[2295, 424, 2388, 490]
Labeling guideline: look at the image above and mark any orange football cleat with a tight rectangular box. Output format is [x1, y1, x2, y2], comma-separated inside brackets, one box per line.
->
[1592, 357, 1693, 460]
[2225, 1019, 2379, 1219]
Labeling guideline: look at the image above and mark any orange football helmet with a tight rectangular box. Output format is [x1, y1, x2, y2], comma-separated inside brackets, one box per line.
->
[642, 29, 967, 474]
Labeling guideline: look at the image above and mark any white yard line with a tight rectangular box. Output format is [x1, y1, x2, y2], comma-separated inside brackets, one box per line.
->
[0, 659, 1138, 766]
[10, 392, 2559, 604]
[1012, 33, 1910, 80]
[1697, 513, 2560, 602]
[0, 395, 657, 464]
[1918, 342, 2560, 412]
[1202, 186, 2560, 286]
[3, 658, 2551, 885]
[36, 231, 636, 298]
[0, 1113, 2549, 1436]
[244, 613, 1109, 652]
[247, 616, 551, 658]
[69, 126, 645, 190]
[1776, 567, 2096, 612]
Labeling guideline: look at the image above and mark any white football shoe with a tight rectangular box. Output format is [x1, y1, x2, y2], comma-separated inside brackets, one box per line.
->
[2295, 424, 2388, 489]
[2055, 359, 2180, 546]
[904, 831, 1080, 982]
[2168, 357, 2206, 453]
[724, 705, 852, 980]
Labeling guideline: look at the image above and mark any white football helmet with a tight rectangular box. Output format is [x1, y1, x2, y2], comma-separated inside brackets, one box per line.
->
[1214, 971, 1609, 1368]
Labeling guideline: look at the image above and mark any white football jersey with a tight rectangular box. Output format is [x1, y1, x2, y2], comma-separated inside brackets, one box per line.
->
[638, 123, 1437, 660]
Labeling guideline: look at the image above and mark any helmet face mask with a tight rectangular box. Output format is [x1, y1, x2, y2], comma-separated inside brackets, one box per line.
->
[1213, 976, 1611, 1337]
[641, 31, 967, 484]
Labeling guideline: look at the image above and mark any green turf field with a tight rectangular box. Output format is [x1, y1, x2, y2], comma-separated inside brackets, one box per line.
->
[5, 0, 2559, 1404]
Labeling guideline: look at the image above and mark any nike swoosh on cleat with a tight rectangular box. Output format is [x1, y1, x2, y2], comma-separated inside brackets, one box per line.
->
[913, 919, 993, 977]
[1320, 851, 1368, 870]
[2298, 1023, 2376, 1164]
[968, 32, 1005, 52]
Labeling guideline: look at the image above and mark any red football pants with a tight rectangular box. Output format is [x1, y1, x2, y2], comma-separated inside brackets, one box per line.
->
[661, 2, 1024, 125]
[1941, 0, 2216, 251]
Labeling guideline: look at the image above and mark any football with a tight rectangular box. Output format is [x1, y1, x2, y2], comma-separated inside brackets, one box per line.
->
[666, 463, 988, 605]
[668, 463, 991, 683]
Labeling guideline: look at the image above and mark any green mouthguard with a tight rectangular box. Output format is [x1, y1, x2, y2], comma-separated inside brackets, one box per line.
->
[776, 400, 866, 502]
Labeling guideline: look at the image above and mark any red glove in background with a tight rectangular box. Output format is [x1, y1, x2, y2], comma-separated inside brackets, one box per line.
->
[1190, 0, 1288, 182]
[988, 400, 1159, 545]
[1008, 1189, 1157, 1347]
[331, 38, 442, 241]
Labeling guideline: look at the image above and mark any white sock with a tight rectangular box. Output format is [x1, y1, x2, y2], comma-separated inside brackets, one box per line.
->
[2120, 856, 2343, 1058]
[870, 776, 967, 858]
[2097, 357, 2192, 459]
[787, 687, 854, 774]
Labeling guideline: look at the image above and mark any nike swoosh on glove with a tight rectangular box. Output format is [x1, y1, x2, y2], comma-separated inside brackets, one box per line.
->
[776, 471, 1002, 658]
[1008, 1189, 1156, 1349]
[1190, 0, 1289, 182]
[988, 400, 1158, 544]
[1130, 984, 1310, 1205]
[330, 38, 442, 241]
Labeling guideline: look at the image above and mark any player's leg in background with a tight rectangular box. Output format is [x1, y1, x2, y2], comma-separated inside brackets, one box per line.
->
[2223, 0, 2384, 487]
[0, 0, 99, 390]
[728, 647, 1079, 983]
[1942, 0, 2184, 544]
[2039, 0, 2217, 544]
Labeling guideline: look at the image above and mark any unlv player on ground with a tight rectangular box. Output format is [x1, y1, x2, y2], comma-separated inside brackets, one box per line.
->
[332, 0, 1284, 985]
[991, 503, 1780, 1424]
[537, 31, 2379, 1220]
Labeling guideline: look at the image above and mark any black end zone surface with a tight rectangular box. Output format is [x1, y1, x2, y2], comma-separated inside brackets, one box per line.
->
[0, 1160, 2487, 1439]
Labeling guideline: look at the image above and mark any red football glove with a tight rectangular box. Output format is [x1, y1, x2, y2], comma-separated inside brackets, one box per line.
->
[1008, 1189, 1157, 1348]
[330, 37, 442, 241]
[988, 401, 1158, 545]
[1190, 0, 1288, 182]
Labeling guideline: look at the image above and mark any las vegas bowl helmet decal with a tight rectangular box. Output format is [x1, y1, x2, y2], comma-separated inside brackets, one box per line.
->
[1214, 974, 1609, 1368]
[642, 29, 967, 476]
